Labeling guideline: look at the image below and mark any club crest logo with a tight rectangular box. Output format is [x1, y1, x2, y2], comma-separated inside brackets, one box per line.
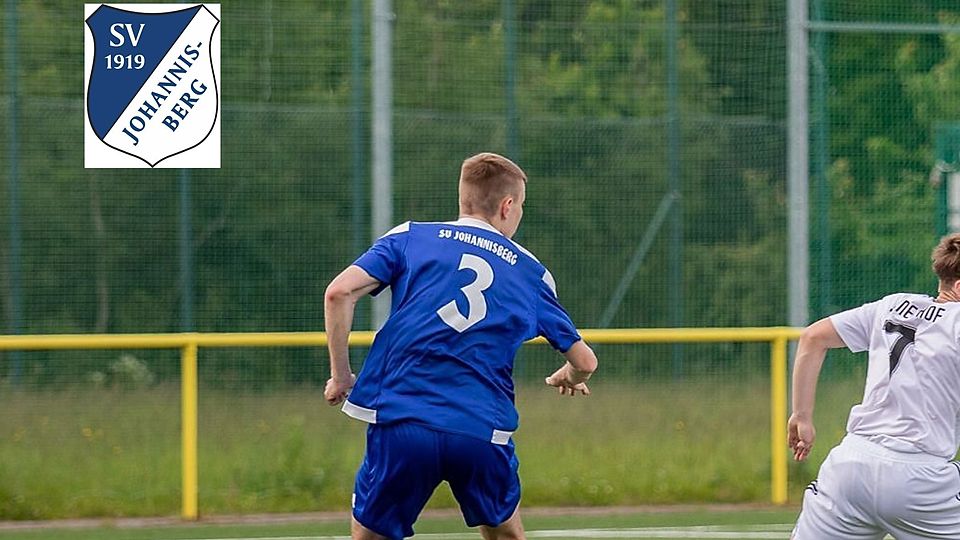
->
[84, 4, 221, 168]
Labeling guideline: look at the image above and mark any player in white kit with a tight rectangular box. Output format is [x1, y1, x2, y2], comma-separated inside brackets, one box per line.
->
[790, 233, 960, 540]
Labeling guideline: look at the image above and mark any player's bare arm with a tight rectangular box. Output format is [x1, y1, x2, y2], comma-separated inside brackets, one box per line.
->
[324, 265, 381, 405]
[545, 340, 597, 397]
[788, 317, 845, 461]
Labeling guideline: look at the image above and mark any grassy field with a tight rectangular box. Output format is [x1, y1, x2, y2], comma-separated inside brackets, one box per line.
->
[0, 507, 803, 540]
[0, 373, 864, 519]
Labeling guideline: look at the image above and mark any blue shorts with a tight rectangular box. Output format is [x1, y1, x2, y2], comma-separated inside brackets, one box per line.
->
[352, 422, 521, 540]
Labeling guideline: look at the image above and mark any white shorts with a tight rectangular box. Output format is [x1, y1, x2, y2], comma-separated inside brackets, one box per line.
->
[793, 434, 960, 540]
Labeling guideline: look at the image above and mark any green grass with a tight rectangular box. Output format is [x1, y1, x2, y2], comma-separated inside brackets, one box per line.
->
[0, 375, 864, 519]
[0, 507, 801, 540]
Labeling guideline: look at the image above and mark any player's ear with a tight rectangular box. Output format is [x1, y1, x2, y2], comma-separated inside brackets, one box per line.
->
[499, 195, 514, 219]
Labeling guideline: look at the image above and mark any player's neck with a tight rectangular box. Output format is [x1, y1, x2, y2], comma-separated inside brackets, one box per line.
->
[460, 212, 512, 238]
[459, 213, 493, 225]
[936, 287, 960, 303]
[459, 213, 503, 234]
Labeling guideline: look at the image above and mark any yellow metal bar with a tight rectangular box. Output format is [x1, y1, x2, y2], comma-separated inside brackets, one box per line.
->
[0, 328, 801, 351]
[0, 331, 377, 350]
[771, 336, 789, 504]
[192, 331, 376, 347]
[0, 333, 194, 350]
[181, 342, 199, 520]
[577, 327, 801, 344]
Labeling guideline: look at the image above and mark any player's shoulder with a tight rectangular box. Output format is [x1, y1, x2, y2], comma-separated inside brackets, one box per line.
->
[377, 220, 452, 239]
[507, 237, 540, 265]
[877, 292, 909, 306]
[505, 238, 560, 294]
[391, 219, 475, 235]
[831, 294, 909, 326]
[869, 292, 960, 326]
[869, 292, 928, 310]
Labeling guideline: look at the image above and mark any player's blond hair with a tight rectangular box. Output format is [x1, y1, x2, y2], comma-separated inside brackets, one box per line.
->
[458, 153, 527, 218]
[932, 233, 960, 284]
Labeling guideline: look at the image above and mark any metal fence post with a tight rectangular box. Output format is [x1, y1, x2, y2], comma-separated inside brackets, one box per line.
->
[771, 334, 789, 504]
[181, 340, 199, 519]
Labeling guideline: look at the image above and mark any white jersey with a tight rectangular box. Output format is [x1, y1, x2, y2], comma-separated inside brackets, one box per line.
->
[831, 293, 960, 459]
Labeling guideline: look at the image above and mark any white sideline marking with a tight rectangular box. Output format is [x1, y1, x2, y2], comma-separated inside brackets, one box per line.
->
[173, 524, 797, 540]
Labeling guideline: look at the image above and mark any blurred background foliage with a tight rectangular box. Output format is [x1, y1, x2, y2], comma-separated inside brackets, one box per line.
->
[0, 0, 957, 380]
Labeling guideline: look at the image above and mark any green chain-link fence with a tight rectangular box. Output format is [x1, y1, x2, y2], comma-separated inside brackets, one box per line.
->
[1, 0, 959, 518]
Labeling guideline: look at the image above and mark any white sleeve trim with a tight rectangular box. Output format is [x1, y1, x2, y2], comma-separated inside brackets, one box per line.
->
[342, 400, 377, 423]
[379, 221, 410, 238]
[542, 269, 558, 297]
[511, 240, 540, 263]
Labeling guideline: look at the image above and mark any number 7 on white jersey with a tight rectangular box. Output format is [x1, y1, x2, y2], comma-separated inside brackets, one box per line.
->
[437, 253, 494, 332]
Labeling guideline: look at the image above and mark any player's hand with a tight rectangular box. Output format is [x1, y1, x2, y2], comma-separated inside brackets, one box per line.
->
[788, 413, 816, 461]
[544, 364, 591, 397]
[324, 374, 356, 406]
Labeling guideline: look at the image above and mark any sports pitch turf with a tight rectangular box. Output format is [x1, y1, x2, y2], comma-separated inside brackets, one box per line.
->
[0, 508, 805, 540]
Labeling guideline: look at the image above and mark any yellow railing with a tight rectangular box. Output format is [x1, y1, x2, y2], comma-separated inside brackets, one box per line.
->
[0, 327, 801, 518]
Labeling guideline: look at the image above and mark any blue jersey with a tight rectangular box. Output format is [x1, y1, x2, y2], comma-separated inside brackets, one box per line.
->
[342, 217, 581, 445]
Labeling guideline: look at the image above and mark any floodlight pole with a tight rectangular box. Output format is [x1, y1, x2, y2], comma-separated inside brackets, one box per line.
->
[371, 0, 394, 329]
[787, 0, 810, 330]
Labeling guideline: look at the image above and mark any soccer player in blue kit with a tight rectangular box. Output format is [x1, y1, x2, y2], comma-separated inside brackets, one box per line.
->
[323, 152, 598, 540]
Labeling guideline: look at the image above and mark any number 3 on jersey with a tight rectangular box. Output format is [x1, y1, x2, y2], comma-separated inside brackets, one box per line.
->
[437, 253, 494, 332]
